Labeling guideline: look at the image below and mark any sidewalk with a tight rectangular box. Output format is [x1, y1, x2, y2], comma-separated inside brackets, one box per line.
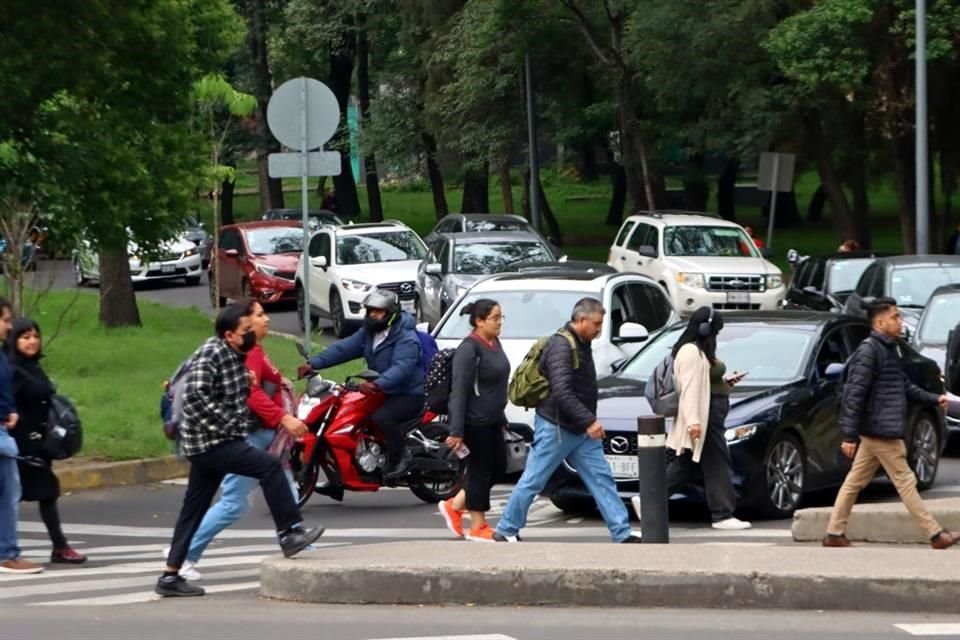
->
[260, 541, 960, 613]
[792, 497, 960, 544]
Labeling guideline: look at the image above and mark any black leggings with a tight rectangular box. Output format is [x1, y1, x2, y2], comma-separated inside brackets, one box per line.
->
[463, 423, 506, 512]
[39, 499, 68, 549]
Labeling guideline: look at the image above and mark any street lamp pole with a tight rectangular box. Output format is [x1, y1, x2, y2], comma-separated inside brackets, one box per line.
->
[915, 0, 929, 255]
[525, 53, 542, 233]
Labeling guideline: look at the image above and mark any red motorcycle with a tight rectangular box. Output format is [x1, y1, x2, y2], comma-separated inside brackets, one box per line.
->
[288, 363, 464, 507]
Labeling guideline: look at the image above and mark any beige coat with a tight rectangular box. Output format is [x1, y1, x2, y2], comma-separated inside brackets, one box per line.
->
[667, 342, 710, 462]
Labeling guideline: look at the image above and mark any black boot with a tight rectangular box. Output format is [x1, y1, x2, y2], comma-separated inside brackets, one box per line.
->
[384, 450, 415, 482]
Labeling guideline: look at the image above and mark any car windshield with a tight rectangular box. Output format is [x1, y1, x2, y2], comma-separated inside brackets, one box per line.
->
[245, 227, 304, 255]
[918, 294, 960, 345]
[336, 231, 426, 265]
[619, 324, 814, 384]
[281, 211, 340, 227]
[889, 265, 960, 308]
[464, 219, 529, 233]
[453, 241, 552, 274]
[827, 258, 874, 294]
[663, 226, 758, 258]
[436, 290, 590, 340]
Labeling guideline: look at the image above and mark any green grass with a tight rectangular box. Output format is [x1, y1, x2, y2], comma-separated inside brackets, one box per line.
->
[15, 290, 360, 461]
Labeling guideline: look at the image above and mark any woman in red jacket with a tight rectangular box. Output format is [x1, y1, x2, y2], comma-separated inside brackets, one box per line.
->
[166, 300, 307, 580]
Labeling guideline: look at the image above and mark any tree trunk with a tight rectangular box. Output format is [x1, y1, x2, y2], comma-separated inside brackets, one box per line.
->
[892, 132, 916, 254]
[716, 157, 739, 221]
[357, 16, 384, 223]
[328, 25, 361, 219]
[423, 133, 448, 220]
[98, 246, 141, 327]
[615, 77, 651, 212]
[521, 169, 563, 244]
[807, 113, 856, 241]
[683, 152, 709, 212]
[575, 139, 599, 182]
[498, 161, 514, 214]
[221, 178, 236, 226]
[606, 161, 627, 226]
[460, 165, 489, 213]
[808, 185, 826, 223]
[246, 0, 283, 211]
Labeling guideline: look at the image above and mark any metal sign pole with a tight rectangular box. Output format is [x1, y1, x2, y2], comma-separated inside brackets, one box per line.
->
[765, 154, 780, 249]
[300, 77, 311, 352]
[915, 0, 929, 255]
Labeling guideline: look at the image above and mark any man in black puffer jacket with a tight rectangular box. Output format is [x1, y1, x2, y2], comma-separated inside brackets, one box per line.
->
[494, 297, 641, 544]
[824, 296, 958, 550]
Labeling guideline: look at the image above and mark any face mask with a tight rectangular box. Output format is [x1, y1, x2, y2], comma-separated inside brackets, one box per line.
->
[364, 314, 390, 333]
[238, 331, 256, 353]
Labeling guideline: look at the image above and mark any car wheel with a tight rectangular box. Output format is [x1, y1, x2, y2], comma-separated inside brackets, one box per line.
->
[908, 412, 940, 491]
[761, 432, 805, 518]
[208, 275, 226, 308]
[296, 285, 315, 331]
[331, 290, 349, 338]
[73, 259, 88, 287]
[549, 496, 597, 515]
[185, 275, 201, 287]
[241, 279, 254, 301]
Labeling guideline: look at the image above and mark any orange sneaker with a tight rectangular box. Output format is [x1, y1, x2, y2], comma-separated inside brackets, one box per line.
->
[438, 499, 464, 538]
[465, 523, 496, 543]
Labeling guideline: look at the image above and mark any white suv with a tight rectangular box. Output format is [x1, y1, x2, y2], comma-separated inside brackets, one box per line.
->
[607, 212, 785, 315]
[296, 221, 429, 337]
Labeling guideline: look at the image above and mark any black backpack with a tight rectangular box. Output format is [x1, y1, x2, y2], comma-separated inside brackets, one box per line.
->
[424, 339, 480, 415]
[43, 393, 83, 460]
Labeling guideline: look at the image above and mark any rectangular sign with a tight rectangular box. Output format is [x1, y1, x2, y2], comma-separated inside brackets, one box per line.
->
[268, 151, 342, 178]
[757, 151, 796, 192]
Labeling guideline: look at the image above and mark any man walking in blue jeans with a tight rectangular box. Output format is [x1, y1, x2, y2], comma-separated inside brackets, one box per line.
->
[0, 297, 42, 574]
[494, 297, 641, 544]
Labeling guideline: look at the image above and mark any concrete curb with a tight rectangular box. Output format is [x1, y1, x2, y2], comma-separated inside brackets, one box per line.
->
[792, 497, 960, 544]
[260, 542, 960, 613]
[55, 456, 188, 493]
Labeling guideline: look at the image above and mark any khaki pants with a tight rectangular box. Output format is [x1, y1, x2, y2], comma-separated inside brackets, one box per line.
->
[826, 436, 941, 540]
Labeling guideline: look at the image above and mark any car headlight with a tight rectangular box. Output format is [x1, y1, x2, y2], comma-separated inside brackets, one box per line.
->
[724, 423, 760, 444]
[341, 278, 373, 292]
[676, 272, 705, 288]
[255, 263, 278, 277]
[184, 247, 198, 257]
[766, 274, 783, 289]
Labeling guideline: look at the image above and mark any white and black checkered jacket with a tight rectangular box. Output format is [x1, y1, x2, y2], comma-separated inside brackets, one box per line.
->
[179, 337, 252, 457]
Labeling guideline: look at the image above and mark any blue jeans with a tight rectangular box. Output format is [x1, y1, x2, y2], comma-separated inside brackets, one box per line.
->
[0, 430, 21, 561]
[186, 428, 279, 563]
[496, 414, 632, 542]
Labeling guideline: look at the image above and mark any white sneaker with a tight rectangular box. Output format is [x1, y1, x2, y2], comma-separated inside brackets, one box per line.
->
[161, 547, 203, 580]
[711, 517, 752, 531]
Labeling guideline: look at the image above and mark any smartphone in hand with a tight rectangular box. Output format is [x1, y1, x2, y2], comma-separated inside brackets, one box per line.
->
[724, 370, 749, 385]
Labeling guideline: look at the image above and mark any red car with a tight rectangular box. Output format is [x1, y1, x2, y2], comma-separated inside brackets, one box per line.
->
[209, 221, 306, 307]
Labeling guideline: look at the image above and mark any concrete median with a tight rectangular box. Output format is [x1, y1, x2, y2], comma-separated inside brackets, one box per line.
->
[260, 541, 960, 613]
[792, 497, 960, 544]
[55, 455, 188, 492]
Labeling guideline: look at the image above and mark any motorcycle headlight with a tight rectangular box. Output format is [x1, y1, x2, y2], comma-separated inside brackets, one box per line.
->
[676, 272, 705, 288]
[255, 262, 278, 277]
[724, 423, 760, 444]
[766, 274, 783, 289]
[341, 278, 373, 292]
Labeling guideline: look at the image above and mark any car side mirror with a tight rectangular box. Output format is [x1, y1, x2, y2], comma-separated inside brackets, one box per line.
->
[310, 256, 328, 269]
[824, 362, 845, 381]
[614, 322, 649, 344]
[425, 263, 442, 276]
[637, 245, 657, 258]
[225, 249, 239, 258]
[610, 357, 627, 373]
[802, 286, 822, 297]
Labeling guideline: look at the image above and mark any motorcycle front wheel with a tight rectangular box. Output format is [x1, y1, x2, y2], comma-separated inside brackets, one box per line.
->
[288, 443, 319, 508]
[408, 460, 464, 504]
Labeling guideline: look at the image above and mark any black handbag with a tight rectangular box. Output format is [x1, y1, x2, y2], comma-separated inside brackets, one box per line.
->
[42, 393, 83, 460]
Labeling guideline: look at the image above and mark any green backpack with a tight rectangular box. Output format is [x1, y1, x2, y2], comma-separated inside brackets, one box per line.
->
[509, 329, 579, 408]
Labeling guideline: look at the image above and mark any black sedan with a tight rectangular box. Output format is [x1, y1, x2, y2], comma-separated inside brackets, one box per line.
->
[545, 312, 945, 519]
[784, 251, 888, 312]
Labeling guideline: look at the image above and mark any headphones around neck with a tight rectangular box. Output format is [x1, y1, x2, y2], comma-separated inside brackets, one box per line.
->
[698, 307, 715, 337]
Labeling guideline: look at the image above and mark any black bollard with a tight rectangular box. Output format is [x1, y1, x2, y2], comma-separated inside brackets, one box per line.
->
[635, 415, 669, 543]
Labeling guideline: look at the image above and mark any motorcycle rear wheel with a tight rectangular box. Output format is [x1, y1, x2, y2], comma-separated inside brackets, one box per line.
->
[408, 458, 465, 504]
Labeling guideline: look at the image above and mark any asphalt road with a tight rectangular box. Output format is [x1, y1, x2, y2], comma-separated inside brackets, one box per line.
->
[32, 259, 331, 341]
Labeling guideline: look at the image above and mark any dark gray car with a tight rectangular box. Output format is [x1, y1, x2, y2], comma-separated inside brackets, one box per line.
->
[913, 284, 960, 434]
[423, 213, 559, 254]
[415, 231, 555, 328]
[183, 216, 213, 267]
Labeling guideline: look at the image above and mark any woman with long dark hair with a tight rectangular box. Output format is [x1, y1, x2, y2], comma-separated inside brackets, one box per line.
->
[438, 299, 510, 542]
[668, 306, 751, 530]
[9, 318, 86, 563]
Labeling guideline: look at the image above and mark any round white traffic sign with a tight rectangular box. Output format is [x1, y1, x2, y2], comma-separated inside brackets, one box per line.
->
[266, 77, 340, 151]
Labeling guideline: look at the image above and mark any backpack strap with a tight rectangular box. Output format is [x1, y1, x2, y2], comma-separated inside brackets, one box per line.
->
[557, 329, 580, 370]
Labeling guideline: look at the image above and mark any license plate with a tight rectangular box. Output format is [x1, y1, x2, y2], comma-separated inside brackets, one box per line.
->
[727, 291, 750, 304]
[605, 455, 638, 479]
[161, 264, 175, 274]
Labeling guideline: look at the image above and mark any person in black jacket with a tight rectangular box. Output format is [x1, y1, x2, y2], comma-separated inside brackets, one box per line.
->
[9, 318, 86, 564]
[437, 299, 510, 542]
[494, 297, 641, 543]
[824, 297, 959, 549]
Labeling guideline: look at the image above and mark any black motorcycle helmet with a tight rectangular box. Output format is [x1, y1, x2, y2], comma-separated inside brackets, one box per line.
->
[362, 289, 400, 333]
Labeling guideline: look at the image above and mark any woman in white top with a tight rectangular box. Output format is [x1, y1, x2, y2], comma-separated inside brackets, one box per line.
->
[667, 306, 751, 530]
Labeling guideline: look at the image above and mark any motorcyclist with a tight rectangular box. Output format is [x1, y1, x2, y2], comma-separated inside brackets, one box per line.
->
[298, 289, 424, 480]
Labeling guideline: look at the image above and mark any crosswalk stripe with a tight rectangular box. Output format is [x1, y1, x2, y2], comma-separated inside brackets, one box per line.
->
[19, 542, 348, 564]
[32, 581, 261, 606]
[894, 624, 960, 635]
[369, 635, 518, 640]
[0, 568, 258, 599]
